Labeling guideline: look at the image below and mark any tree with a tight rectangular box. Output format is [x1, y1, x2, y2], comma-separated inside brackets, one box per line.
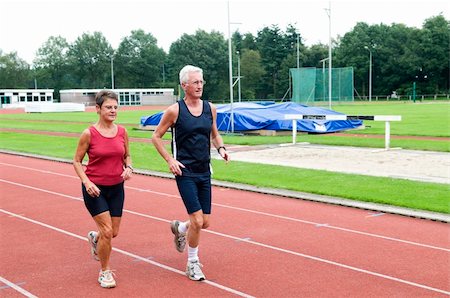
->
[232, 31, 243, 54]
[0, 50, 31, 88]
[67, 32, 113, 88]
[241, 33, 257, 51]
[167, 30, 228, 101]
[419, 15, 449, 93]
[333, 22, 373, 97]
[33, 36, 71, 96]
[303, 44, 328, 67]
[255, 25, 301, 98]
[115, 30, 166, 88]
[240, 49, 265, 99]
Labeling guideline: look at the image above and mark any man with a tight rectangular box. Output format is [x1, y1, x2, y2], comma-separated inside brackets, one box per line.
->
[152, 65, 229, 281]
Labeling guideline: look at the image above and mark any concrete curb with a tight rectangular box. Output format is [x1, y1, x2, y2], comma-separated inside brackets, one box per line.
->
[1, 149, 448, 223]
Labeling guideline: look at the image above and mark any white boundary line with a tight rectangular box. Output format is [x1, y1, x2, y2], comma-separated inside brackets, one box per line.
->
[1, 162, 448, 252]
[0, 209, 254, 298]
[1, 179, 449, 295]
[0, 276, 38, 298]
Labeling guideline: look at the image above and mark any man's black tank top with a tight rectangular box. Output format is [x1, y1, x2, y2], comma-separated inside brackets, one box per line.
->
[172, 99, 213, 176]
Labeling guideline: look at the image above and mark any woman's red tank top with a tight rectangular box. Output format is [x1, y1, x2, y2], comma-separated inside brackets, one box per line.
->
[85, 125, 125, 186]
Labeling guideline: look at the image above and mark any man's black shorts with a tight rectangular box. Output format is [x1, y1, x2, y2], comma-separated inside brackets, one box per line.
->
[175, 174, 211, 214]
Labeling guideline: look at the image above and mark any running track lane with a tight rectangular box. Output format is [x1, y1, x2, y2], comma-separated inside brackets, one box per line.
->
[0, 153, 449, 297]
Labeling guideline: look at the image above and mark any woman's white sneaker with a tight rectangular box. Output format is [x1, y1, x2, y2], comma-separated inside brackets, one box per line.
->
[98, 269, 116, 288]
[87, 231, 99, 261]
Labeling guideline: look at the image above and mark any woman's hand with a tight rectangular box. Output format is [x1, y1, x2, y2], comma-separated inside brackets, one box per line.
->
[84, 180, 100, 197]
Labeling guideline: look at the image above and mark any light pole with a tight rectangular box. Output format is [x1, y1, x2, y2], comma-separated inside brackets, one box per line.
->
[237, 51, 241, 102]
[227, 0, 241, 132]
[110, 53, 115, 90]
[227, 1, 234, 132]
[364, 46, 372, 101]
[320, 57, 329, 100]
[325, 2, 332, 109]
[296, 30, 300, 69]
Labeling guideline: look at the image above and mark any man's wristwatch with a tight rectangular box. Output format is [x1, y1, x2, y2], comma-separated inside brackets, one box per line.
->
[127, 165, 134, 172]
[217, 146, 226, 153]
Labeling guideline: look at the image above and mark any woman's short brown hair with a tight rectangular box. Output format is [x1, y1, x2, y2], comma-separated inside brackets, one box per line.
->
[95, 90, 118, 107]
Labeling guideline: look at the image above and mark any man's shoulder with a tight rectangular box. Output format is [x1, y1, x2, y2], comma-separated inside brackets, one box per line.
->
[206, 101, 217, 112]
[164, 102, 180, 117]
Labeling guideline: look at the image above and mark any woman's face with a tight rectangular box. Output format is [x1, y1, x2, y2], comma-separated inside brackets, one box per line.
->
[97, 98, 118, 122]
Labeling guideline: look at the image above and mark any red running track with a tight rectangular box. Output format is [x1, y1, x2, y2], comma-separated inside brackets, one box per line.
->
[0, 153, 449, 297]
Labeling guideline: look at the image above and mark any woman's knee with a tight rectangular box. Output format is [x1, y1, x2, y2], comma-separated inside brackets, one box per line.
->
[112, 230, 119, 238]
[99, 226, 114, 240]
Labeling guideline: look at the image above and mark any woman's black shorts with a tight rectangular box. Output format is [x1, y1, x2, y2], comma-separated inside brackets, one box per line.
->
[82, 182, 124, 217]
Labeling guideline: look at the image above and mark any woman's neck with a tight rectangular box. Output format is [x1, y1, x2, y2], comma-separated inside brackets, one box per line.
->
[96, 120, 115, 129]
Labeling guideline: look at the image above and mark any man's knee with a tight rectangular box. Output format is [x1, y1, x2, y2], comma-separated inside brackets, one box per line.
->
[190, 216, 204, 231]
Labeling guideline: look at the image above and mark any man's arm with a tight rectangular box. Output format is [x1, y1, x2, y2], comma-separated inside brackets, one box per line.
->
[151, 104, 185, 175]
[210, 103, 229, 162]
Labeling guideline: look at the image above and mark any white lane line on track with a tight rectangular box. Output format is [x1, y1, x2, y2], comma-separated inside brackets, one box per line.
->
[1, 179, 449, 295]
[0, 276, 38, 298]
[0, 209, 254, 298]
[0, 162, 448, 252]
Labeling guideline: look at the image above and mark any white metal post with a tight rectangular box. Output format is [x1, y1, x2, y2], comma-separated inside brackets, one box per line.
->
[237, 51, 241, 102]
[364, 46, 372, 101]
[292, 119, 297, 144]
[369, 49, 372, 102]
[227, 0, 234, 132]
[296, 30, 300, 69]
[385, 121, 390, 149]
[111, 55, 114, 90]
[325, 2, 332, 109]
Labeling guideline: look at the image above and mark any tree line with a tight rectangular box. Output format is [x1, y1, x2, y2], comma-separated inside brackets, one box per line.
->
[0, 14, 448, 102]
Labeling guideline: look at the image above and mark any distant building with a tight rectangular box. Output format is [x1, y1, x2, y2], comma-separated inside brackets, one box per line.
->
[60, 88, 176, 106]
[0, 89, 54, 107]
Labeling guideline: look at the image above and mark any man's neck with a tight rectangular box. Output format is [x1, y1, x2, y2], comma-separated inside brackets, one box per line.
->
[184, 96, 201, 106]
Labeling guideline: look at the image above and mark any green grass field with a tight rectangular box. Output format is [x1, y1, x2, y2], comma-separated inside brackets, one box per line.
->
[0, 101, 449, 213]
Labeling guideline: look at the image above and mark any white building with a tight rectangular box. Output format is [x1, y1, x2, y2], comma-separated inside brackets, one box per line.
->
[60, 88, 176, 106]
[0, 89, 54, 107]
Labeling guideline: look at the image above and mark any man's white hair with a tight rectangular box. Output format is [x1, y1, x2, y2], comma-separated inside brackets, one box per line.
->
[179, 65, 203, 84]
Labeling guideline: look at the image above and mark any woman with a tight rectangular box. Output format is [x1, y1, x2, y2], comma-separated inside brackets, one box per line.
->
[73, 90, 133, 288]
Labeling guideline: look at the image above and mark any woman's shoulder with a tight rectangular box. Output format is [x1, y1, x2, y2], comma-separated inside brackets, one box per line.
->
[116, 124, 127, 135]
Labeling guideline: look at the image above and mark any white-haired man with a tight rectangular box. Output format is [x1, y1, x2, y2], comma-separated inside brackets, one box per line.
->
[152, 65, 229, 281]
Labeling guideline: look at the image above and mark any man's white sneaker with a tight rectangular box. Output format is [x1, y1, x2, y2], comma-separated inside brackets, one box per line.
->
[170, 220, 186, 252]
[87, 231, 99, 261]
[98, 269, 116, 288]
[186, 260, 206, 281]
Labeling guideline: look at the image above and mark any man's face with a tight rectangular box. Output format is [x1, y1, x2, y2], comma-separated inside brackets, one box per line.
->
[183, 72, 205, 99]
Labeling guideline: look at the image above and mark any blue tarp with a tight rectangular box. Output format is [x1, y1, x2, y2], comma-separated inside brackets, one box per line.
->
[140, 102, 362, 133]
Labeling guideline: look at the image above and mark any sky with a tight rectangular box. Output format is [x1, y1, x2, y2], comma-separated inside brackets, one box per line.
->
[1, 0, 448, 64]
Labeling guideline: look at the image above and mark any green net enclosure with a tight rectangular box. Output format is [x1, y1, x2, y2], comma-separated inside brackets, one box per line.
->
[290, 67, 354, 104]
